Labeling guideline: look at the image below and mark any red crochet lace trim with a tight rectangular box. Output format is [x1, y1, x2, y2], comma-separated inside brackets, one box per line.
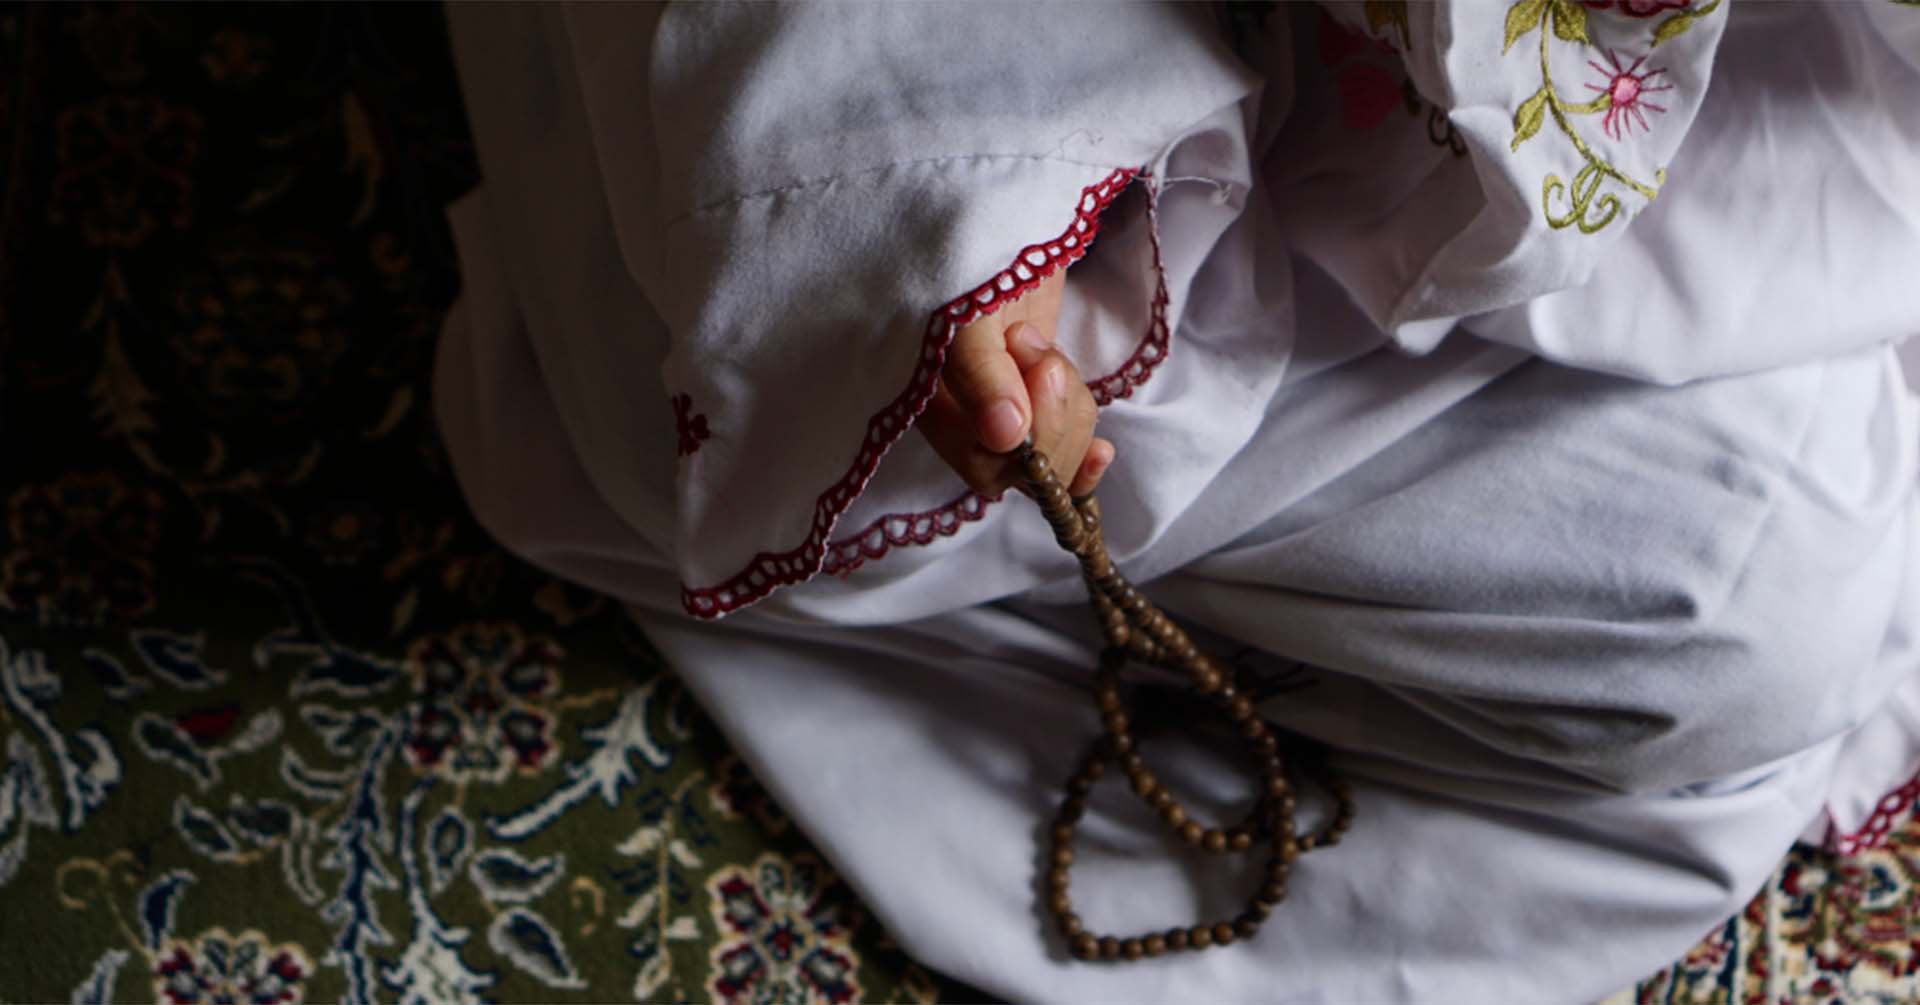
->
[1830, 766, 1920, 856]
[681, 167, 1161, 618]
[822, 489, 999, 577]
[820, 180, 1173, 578]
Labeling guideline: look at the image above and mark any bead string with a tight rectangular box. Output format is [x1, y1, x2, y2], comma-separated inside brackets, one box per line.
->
[1015, 438, 1354, 962]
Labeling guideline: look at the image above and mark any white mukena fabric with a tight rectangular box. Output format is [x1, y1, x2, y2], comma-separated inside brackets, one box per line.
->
[434, 2, 1920, 1002]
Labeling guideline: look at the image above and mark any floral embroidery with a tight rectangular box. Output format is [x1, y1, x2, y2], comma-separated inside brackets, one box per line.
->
[1503, 0, 1718, 233]
[1336, 62, 1404, 132]
[1319, 12, 1399, 131]
[707, 851, 862, 1005]
[51, 96, 201, 248]
[1586, 49, 1672, 140]
[1581, 0, 1690, 17]
[1319, 10, 1386, 66]
[673, 393, 711, 457]
[1406, 80, 1469, 158]
[1318, 12, 1467, 157]
[8, 5, 1916, 1003]
[402, 622, 562, 783]
[153, 928, 314, 1005]
[1, 471, 163, 626]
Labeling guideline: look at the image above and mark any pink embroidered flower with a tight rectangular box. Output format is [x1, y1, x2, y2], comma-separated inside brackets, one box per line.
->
[1580, 0, 1689, 17]
[1586, 50, 1672, 141]
[673, 393, 710, 457]
[1317, 13, 1403, 131]
[1317, 14, 1383, 67]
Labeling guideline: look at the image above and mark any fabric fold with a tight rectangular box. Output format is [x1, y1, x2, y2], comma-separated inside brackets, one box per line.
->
[558, 2, 1261, 617]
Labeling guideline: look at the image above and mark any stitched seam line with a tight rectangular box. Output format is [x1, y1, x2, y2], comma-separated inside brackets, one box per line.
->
[670, 153, 1130, 222]
[677, 166, 1141, 618]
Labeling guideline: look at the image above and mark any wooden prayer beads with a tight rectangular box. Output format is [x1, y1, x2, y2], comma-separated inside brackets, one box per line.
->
[1016, 438, 1354, 962]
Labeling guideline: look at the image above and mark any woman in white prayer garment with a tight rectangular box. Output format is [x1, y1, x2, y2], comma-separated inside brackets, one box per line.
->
[433, 2, 1920, 1002]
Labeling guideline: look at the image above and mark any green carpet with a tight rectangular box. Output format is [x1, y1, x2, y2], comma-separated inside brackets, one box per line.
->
[0, 4, 1913, 1003]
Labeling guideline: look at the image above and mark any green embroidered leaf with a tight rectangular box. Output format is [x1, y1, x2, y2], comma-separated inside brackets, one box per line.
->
[1511, 87, 1550, 151]
[1652, 0, 1722, 47]
[1550, 0, 1591, 45]
[1504, 0, 1549, 53]
[1652, 11, 1698, 47]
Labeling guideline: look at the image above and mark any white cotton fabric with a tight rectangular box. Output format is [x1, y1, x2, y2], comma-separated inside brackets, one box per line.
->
[1297, 2, 1920, 383]
[562, 1, 1261, 606]
[435, 2, 1920, 1002]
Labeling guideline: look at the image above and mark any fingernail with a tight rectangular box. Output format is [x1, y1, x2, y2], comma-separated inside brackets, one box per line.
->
[1009, 322, 1050, 355]
[1047, 363, 1068, 399]
[979, 399, 1024, 449]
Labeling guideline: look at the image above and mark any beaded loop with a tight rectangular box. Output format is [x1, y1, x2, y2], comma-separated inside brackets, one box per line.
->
[1018, 438, 1355, 962]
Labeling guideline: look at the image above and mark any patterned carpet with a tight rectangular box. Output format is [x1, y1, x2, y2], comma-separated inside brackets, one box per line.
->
[0, 4, 1914, 1003]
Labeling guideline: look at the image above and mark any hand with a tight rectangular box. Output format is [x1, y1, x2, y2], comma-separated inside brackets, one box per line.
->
[917, 270, 1115, 497]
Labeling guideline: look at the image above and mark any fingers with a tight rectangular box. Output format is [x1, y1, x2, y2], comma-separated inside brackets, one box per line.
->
[915, 268, 1115, 498]
[1009, 320, 1112, 495]
[1069, 437, 1115, 497]
[944, 312, 1032, 453]
[1004, 320, 1052, 371]
[918, 378, 1005, 496]
[919, 349, 1110, 499]
[1024, 349, 1101, 497]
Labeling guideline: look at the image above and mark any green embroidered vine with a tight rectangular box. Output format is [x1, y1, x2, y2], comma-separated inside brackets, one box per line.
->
[1503, 0, 1719, 234]
[1651, 0, 1725, 47]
